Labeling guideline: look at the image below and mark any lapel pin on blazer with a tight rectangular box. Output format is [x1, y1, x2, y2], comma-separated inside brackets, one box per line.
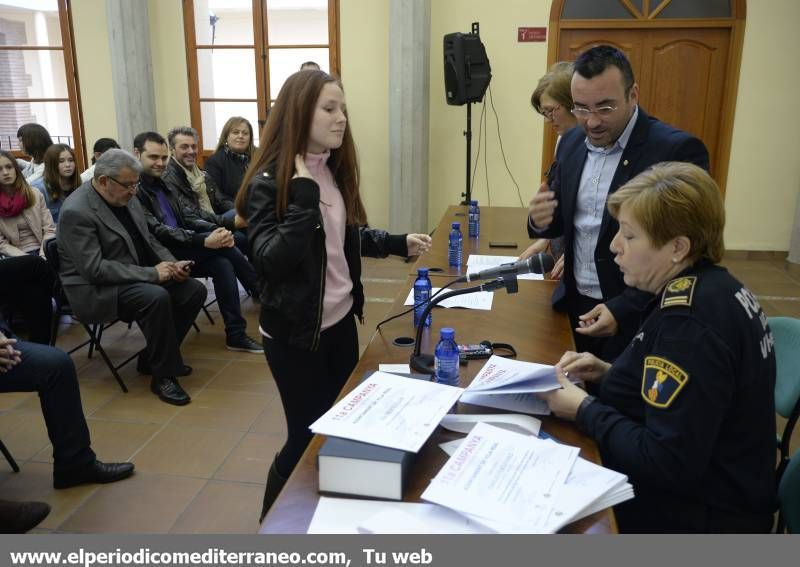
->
[623, 159, 629, 166]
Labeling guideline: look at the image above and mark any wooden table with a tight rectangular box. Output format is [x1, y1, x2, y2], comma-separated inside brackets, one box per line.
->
[260, 266, 617, 534]
[412, 205, 535, 278]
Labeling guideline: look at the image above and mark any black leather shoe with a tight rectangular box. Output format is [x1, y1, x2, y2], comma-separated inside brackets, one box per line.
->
[53, 460, 135, 489]
[150, 376, 191, 406]
[0, 499, 50, 533]
[137, 357, 192, 377]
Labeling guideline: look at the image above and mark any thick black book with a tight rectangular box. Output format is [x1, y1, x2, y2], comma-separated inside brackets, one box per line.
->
[316, 371, 429, 500]
[317, 436, 414, 501]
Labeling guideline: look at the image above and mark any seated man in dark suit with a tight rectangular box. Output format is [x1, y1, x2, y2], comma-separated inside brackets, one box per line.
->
[133, 131, 262, 353]
[57, 149, 207, 405]
[0, 318, 134, 493]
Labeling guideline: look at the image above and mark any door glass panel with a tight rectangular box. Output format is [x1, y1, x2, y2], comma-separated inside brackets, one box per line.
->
[194, 0, 254, 45]
[267, 0, 329, 44]
[200, 101, 259, 152]
[269, 47, 329, 99]
[562, 0, 633, 19]
[197, 48, 257, 99]
[0, 0, 62, 47]
[0, 100, 73, 150]
[658, 0, 732, 19]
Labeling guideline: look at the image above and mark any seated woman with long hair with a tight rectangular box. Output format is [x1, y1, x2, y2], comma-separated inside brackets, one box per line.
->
[0, 150, 56, 258]
[30, 144, 81, 223]
[204, 116, 255, 201]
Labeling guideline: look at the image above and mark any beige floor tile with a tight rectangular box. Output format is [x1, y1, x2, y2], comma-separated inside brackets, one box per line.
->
[0, 410, 51, 461]
[749, 281, 800, 298]
[763, 300, 800, 319]
[170, 480, 263, 533]
[203, 360, 278, 396]
[0, 392, 37, 411]
[0, 461, 100, 530]
[58, 472, 205, 533]
[130, 424, 244, 478]
[170, 389, 271, 431]
[213, 433, 282, 484]
[30, 420, 161, 466]
[90, 390, 183, 424]
[248, 398, 287, 437]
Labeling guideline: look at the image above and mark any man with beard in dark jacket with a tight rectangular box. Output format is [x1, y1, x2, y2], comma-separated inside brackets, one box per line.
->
[133, 131, 262, 355]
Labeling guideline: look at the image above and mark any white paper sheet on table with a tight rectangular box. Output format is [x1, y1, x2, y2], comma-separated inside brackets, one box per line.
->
[439, 413, 541, 437]
[459, 391, 551, 415]
[307, 497, 494, 534]
[422, 422, 579, 533]
[309, 371, 463, 453]
[378, 363, 412, 375]
[465, 355, 561, 394]
[404, 287, 494, 310]
[466, 254, 544, 281]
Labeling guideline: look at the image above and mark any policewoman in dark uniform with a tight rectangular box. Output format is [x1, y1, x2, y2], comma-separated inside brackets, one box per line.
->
[541, 162, 776, 533]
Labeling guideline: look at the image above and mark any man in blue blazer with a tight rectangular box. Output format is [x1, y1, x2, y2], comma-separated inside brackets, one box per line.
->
[528, 45, 709, 358]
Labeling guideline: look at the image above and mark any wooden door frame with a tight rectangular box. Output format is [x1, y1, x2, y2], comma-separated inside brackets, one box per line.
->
[543, 0, 746, 195]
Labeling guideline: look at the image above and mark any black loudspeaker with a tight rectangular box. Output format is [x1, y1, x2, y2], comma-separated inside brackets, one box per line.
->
[443, 30, 491, 106]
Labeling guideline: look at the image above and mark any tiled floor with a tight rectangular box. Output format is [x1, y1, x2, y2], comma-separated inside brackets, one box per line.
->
[0, 253, 798, 533]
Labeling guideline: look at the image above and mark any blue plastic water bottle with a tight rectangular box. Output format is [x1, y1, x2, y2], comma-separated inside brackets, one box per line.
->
[413, 267, 432, 328]
[448, 222, 462, 268]
[468, 200, 480, 238]
[434, 327, 460, 386]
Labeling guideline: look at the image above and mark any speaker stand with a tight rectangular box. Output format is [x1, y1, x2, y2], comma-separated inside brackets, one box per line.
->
[460, 101, 473, 206]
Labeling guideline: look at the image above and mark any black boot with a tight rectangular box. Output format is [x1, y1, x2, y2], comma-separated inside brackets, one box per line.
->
[259, 455, 288, 523]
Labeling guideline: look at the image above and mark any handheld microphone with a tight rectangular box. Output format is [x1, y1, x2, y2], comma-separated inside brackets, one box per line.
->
[460, 252, 555, 283]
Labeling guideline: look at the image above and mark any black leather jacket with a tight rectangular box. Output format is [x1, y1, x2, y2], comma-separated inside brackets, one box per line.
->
[243, 170, 407, 350]
[162, 158, 235, 231]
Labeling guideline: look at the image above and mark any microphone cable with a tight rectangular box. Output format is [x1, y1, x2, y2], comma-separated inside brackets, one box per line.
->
[374, 276, 463, 331]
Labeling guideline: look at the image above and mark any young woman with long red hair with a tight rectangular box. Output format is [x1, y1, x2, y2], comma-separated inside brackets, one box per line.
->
[236, 70, 431, 522]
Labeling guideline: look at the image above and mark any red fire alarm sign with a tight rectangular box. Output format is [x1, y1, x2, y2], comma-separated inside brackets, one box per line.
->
[518, 27, 546, 42]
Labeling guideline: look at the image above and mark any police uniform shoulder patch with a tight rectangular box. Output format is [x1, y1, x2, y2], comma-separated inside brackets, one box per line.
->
[660, 276, 697, 309]
[641, 356, 689, 408]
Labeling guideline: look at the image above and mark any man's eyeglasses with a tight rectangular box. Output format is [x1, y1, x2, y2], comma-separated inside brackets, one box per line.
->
[107, 175, 139, 191]
[570, 105, 618, 119]
[539, 105, 560, 120]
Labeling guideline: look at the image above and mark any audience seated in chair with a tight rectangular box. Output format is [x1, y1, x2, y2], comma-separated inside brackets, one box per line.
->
[0, 150, 56, 259]
[132, 131, 262, 354]
[204, 116, 254, 202]
[56, 149, 207, 406]
[0, 317, 134, 527]
[30, 144, 81, 224]
[15, 123, 52, 184]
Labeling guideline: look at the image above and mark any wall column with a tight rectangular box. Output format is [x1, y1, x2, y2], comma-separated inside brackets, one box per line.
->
[105, 0, 156, 150]
[788, 188, 800, 265]
[389, 0, 430, 234]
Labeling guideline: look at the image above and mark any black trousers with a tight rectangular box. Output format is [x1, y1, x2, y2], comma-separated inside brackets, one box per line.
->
[262, 314, 359, 477]
[170, 245, 253, 340]
[116, 278, 206, 378]
[0, 255, 54, 344]
[565, 291, 608, 359]
[0, 336, 95, 473]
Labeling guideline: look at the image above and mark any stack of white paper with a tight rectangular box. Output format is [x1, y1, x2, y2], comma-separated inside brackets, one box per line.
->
[421, 422, 634, 533]
[309, 371, 464, 453]
[404, 287, 494, 310]
[466, 254, 544, 281]
[458, 355, 565, 415]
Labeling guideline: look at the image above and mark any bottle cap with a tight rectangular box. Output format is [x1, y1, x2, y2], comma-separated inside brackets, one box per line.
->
[440, 327, 455, 340]
[470, 200, 478, 205]
[451, 222, 460, 229]
[417, 267, 429, 277]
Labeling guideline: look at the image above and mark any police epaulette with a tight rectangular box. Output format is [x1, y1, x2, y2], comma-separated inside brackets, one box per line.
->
[660, 276, 697, 309]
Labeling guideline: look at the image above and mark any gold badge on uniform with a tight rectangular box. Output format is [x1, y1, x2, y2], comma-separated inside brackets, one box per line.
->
[660, 276, 697, 308]
[641, 356, 689, 409]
